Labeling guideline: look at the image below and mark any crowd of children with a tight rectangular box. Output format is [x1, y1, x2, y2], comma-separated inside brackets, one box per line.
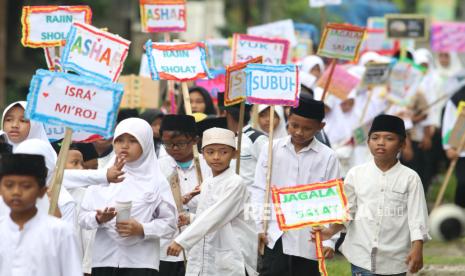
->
[0, 46, 464, 276]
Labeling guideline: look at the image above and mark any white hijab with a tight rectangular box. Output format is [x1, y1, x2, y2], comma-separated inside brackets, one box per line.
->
[301, 55, 325, 75]
[1, 101, 49, 150]
[257, 105, 288, 139]
[435, 52, 463, 79]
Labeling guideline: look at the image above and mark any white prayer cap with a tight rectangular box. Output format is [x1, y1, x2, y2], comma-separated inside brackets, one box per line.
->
[202, 127, 236, 149]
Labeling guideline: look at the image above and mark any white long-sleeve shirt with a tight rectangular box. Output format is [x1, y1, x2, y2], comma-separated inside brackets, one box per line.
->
[340, 160, 430, 274]
[0, 211, 82, 276]
[175, 167, 258, 276]
[251, 135, 341, 260]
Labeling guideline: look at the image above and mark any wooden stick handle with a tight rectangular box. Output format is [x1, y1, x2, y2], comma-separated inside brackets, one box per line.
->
[321, 59, 336, 102]
[260, 105, 275, 255]
[359, 88, 373, 125]
[235, 101, 246, 174]
[48, 127, 73, 215]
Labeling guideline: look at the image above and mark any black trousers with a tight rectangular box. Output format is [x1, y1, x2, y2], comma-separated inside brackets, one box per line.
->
[455, 158, 465, 208]
[92, 267, 157, 276]
[157, 261, 185, 276]
[260, 238, 320, 276]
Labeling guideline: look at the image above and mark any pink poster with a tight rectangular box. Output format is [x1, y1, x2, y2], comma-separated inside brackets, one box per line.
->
[431, 22, 465, 52]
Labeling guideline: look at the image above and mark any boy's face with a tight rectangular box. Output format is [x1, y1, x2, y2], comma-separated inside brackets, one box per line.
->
[113, 133, 143, 163]
[161, 131, 196, 162]
[287, 113, 324, 147]
[66, 150, 84, 170]
[202, 144, 235, 174]
[3, 105, 30, 144]
[0, 175, 46, 213]
[368, 131, 404, 162]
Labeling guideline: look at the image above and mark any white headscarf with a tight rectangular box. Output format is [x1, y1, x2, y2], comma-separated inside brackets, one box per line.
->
[435, 52, 463, 79]
[1, 101, 49, 150]
[301, 55, 325, 76]
[257, 105, 288, 139]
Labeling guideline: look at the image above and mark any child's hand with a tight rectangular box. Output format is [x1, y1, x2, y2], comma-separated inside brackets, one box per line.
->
[107, 157, 126, 183]
[406, 241, 423, 273]
[167, 241, 183, 256]
[182, 185, 201, 204]
[116, 218, 144, 237]
[258, 233, 268, 245]
[323, 247, 335, 259]
[96, 207, 117, 224]
[310, 226, 336, 242]
[446, 148, 459, 160]
[178, 212, 190, 227]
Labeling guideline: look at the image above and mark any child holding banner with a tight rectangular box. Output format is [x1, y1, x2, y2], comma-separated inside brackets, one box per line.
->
[253, 97, 341, 276]
[158, 114, 212, 276]
[79, 118, 177, 275]
[166, 127, 258, 276]
[0, 153, 82, 276]
[314, 114, 430, 275]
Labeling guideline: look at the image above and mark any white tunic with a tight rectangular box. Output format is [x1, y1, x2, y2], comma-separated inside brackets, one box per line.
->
[175, 167, 258, 276]
[251, 136, 341, 260]
[340, 161, 430, 274]
[0, 212, 82, 276]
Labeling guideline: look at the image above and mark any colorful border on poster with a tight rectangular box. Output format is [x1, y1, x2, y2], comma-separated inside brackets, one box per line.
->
[225, 56, 263, 106]
[271, 179, 349, 231]
[232, 34, 290, 65]
[317, 23, 366, 61]
[21, 5, 92, 48]
[139, 0, 187, 33]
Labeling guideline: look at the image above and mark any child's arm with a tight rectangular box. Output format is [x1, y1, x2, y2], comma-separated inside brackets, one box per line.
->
[406, 240, 423, 273]
[58, 224, 83, 276]
[407, 174, 430, 242]
[140, 200, 177, 240]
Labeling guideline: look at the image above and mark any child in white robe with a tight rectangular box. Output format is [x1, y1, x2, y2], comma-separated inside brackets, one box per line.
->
[0, 153, 82, 276]
[167, 127, 258, 276]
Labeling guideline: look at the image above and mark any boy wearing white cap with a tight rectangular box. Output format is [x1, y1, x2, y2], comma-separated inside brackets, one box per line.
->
[167, 128, 258, 276]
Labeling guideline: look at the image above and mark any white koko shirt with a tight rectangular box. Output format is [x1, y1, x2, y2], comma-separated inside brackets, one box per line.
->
[340, 160, 430, 274]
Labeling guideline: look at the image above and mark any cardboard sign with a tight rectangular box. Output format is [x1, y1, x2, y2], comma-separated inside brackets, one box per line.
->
[145, 40, 211, 81]
[232, 34, 290, 65]
[139, 0, 186, 33]
[225, 57, 263, 106]
[61, 22, 130, 82]
[448, 110, 465, 149]
[21, 5, 92, 48]
[206, 38, 232, 70]
[431, 22, 465, 52]
[195, 71, 226, 101]
[247, 19, 297, 47]
[44, 46, 64, 71]
[25, 69, 123, 138]
[353, 119, 373, 145]
[362, 62, 391, 86]
[271, 179, 348, 230]
[309, 0, 342, 7]
[387, 59, 424, 105]
[244, 64, 300, 106]
[44, 124, 102, 143]
[118, 75, 160, 109]
[385, 14, 428, 41]
[318, 23, 366, 61]
[316, 65, 360, 100]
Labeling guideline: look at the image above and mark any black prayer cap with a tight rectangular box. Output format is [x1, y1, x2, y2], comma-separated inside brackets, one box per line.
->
[369, 114, 406, 138]
[51, 141, 99, 162]
[217, 92, 252, 113]
[290, 96, 325, 121]
[160, 115, 197, 136]
[141, 109, 164, 125]
[196, 116, 228, 136]
[0, 154, 47, 187]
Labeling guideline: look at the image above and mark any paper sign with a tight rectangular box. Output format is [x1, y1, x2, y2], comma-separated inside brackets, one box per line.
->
[387, 59, 424, 106]
[61, 22, 130, 82]
[118, 75, 160, 109]
[145, 40, 211, 81]
[25, 69, 123, 138]
[21, 5, 92, 48]
[353, 119, 373, 145]
[385, 14, 428, 41]
[44, 46, 64, 71]
[447, 110, 465, 149]
[362, 63, 391, 86]
[318, 23, 366, 61]
[309, 0, 342, 7]
[44, 124, 102, 143]
[139, 0, 186, 33]
[232, 34, 290, 65]
[195, 71, 226, 101]
[271, 179, 349, 230]
[225, 57, 263, 106]
[316, 65, 361, 100]
[247, 19, 297, 47]
[431, 22, 465, 52]
[206, 38, 232, 70]
[244, 64, 300, 106]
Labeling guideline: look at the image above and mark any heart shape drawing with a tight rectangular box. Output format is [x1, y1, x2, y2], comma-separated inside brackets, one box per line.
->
[42, 92, 49, 98]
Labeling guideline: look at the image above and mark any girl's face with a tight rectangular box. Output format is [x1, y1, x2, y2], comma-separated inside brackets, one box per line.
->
[258, 107, 280, 133]
[3, 105, 30, 144]
[190, 91, 206, 113]
[438, 52, 450, 67]
[65, 150, 84, 170]
[310, 65, 322, 79]
[113, 133, 143, 163]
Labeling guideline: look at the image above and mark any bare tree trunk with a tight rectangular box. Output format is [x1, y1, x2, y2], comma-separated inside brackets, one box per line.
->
[0, 0, 7, 108]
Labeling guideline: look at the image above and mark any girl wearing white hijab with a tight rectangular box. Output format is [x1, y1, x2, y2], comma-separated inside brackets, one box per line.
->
[257, 105, 288, 139]
[79, 118, 176, 275]
[435, 52, 463, 80]
[300, 55, 325, 89]
[1, 101, 49, 150]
